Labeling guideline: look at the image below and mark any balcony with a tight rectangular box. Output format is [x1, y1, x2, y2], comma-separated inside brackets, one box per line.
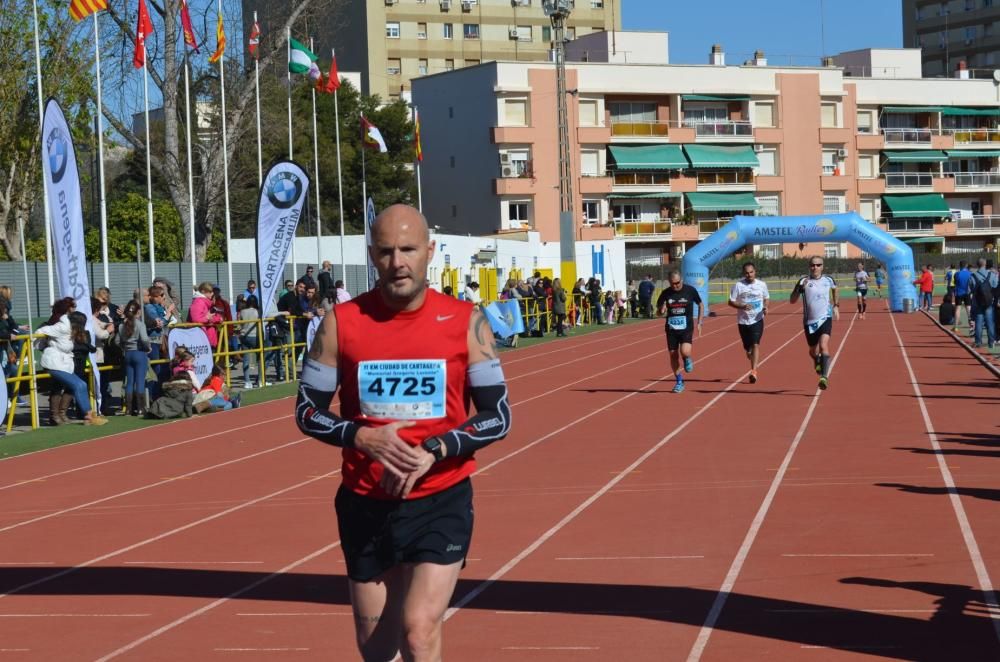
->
[883, 218, 938, 235]
[819, 127, 853, 143]
[610, 120, 670, 139]
[950, 171, 1000, 188]
[493, 177, 536, 195]
[696, 170, 754, 188]
[957, 215, 1000, 234]
[882, 128, 933, 145]
[577, 125, 611, 143]
[613, 219, 673, 237]
[698, 218, 730, 234]
[856, 132, 885, 150]
[945, 128, 1000, 145]
[612, 171, 672, 187]
[578, 174, 613, 194]
[491, 126, 535, 143]
[884, 172, 934, 189]
[684, 120, 754, 140]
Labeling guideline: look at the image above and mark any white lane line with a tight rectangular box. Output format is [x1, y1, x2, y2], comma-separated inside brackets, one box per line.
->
[122, 561, 264, 566]
[0, 562, 54, 566]
[0, 613, 151, 618]
[555, 555, 704, 561]
[0, 416, 296, 492]
[214, 648, 310, 652]
[0, 470, 340, 601]
[501, 647, 600, 651]
[0, 439, 308, 534]
[501, 322, 661, 366]
[767, 608, 935, 614]
[95, 542, 341, 661]
[445, 325, 804, 622]
[236, 612, 352, 617]
[801, 645, 901, 650]
[687, 314, 859, 662]
[889, 311, 1000, 645]
[0, 649, 30, 652]
[781, 553, 935, 558]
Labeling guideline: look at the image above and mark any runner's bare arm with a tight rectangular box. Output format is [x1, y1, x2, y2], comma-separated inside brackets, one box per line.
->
[789, 278, 806, 304]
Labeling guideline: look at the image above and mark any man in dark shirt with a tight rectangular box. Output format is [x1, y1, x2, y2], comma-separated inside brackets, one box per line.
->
[656, 271, 703, 393]
[638, 274, 656, 318]
[318, 261, 335, 300]
[300, 266, 318, 291]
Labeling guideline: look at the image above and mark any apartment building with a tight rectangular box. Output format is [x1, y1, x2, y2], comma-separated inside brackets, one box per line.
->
[242, 0, 621, 100]
[903, 0, 1000, 77]
[412, 37, 1000, 262]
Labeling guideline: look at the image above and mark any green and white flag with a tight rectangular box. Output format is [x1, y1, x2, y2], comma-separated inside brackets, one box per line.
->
[289, 37, 319, 79]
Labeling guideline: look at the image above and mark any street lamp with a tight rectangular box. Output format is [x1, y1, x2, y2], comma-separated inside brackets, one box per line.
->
[542, 0, 576, 290]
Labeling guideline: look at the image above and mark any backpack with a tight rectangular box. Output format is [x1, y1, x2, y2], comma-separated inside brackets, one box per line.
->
[971, 272, 993, 309]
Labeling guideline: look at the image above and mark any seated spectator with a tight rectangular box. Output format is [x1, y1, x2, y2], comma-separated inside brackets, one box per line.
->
[36, 298, 106, 426]
[68, 311, 98, 420]
[197, 364, 242, 412]
[147, 371, 194, 419]
[939, 294, 956, 327]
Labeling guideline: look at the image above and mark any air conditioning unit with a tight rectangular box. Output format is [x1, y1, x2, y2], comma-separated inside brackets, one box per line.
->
[502, 165, 516, 177]
[837, 148, 849, 157]
[509, 28, 520, 39]
[461, 0, 472, 11]
[440, 0, 451, 9]
[499, 152, 512, 165]
[385, 0, 396, 5]
[753, 144, 766, 152]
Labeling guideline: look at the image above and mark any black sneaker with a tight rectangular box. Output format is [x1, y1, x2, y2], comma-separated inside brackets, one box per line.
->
[814, 358, 823, 374]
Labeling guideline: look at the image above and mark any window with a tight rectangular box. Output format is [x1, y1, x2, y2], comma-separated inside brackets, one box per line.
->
[566, 27, 576, 40]
[859, 200, 876, 222]
[966, 0, 975, 10]
[756, 195, 780, 216]
[542, 26, 552, 42]
[856, 110, 873, 134]
[823, 243, 841, 259]
[858, 155, 875, 178]
[758, 244, 782, 259]
[754, 102, 775, 128]
[683, 104, 728, 123]
[386, 22, 400, 39]
[417, 23, 427, 39]
[612, 204, 640, 221]
[578, 99, 599, 126]
[465, 58, 480, 66]
[610, 101, 655, 123]
[445, 59, 455, 71]
[582, 201, 601, 225]
[580, 149, 601, 176]
[508, 201, 530, 227]
[387, 58, 401, 75]
[463, 23, 480, 39]
[591, 0, 604, 7]
[503, 98, 528, 126]
[823, 195, 844, 214]
[443, 23, 453, 39]
[966, 26, 977, 44]
[516, 25, 532, 41]
[756, 148, 777, 176]
[418, 59, 428, 75]
[502, 150, 530, 176]
[820, 102, 838, 128]
[821, 149, 837, 175]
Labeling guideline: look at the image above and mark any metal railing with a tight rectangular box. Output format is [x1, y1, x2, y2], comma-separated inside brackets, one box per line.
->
[696, 170, 754, 186]
[956, 215, 1000, 232]
[698, 219, 730, 233]
[613, 219, 672, 236]
[883, 218, 937, 234]
[610, 120, 670, 137]
[881, 128, 934, 144]
[949, 171, 1000, 187]
[884, 172, 934, 188]
[612, 171, 672, 186]
[684, 120, 753, 137]
[944, 128, 1000, 143]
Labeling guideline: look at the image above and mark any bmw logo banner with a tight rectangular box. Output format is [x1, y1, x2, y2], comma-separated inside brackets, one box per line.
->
[41, 99, 101, 405]
[255, 161, 311, 316]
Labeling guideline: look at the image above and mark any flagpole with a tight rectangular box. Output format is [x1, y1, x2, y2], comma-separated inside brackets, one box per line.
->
[184, 55, 197, 289]
[30, 0, 56, 304]
[310, 37, 321, 267]
[414, 106, 423, 213]
[142, 52, 156, 279]
[361, 114, 368, 291]
[253, 12, 262, 187]
[286, 27, 296, 281]
[217, 0, 234, 305]
[93, 12, 110, 287]
[333, 49, 345, 284]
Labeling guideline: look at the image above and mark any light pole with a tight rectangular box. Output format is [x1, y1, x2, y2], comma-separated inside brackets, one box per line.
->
[542, 0, 576, 290]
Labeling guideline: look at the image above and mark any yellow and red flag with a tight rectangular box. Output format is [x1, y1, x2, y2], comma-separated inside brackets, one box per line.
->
[132, 0, 153, 69]
[414, 109, 423, 162]
[208, 12, 226, 64]
[69, 0, 107, 22]
[180, 0, 199, 53]
[248, 19, 261, 60]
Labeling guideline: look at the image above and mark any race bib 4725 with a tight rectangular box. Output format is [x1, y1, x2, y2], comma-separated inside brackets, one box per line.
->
[358, 360, 447, 419]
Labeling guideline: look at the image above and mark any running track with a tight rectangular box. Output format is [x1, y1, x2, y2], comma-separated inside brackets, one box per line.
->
[1, 302, 998, 661]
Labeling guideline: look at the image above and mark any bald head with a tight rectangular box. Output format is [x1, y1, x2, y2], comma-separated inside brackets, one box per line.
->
[372, 204, 430, 244]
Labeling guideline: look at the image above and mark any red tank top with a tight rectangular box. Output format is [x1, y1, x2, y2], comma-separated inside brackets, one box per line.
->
[337, 289, 475, 499]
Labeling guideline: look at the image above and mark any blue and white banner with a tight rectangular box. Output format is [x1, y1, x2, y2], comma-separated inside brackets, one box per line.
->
[41, 99, 100, 405]
[483, 300, 525, 339]
[365, 197, 377, 290]
[256, 161, 310, 315]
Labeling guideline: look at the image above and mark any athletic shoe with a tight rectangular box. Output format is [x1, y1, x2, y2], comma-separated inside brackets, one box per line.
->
[672, 381, 685, 394]
[683, 357, 694, 373]
[818, 376, 828, 390]
[814, 357, 823, 374]
[749, 370, 758, 384]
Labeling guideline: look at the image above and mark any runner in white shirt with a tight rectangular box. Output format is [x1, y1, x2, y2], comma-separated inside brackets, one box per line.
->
[789, 257, 839, 390]
[853, 262, 870, 320]
[727, 262, 769, 384]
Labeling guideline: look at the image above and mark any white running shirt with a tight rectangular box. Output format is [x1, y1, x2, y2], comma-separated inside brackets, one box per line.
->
[799, 275, 837, 331]
[729, 279, 770, 325]
[854, 270, 869, 290]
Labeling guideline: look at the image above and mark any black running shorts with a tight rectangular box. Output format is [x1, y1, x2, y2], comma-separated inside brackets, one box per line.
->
[804, 318, 833, 347]
[666, 327, 694, 351]
[738, 320, 764, 351]
[335, 478, 474, 583]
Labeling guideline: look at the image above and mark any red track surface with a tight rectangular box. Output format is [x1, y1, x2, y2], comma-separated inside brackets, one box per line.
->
[1, 303, 998, 661]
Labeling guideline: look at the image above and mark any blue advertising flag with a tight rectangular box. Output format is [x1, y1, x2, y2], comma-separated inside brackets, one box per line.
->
[483, 301, 525, 338]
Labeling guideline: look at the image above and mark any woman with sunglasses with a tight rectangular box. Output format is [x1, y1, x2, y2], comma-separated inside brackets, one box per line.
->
[790, 258, 839, 390]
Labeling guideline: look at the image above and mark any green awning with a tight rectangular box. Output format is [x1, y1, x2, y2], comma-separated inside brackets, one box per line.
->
[945, 150, 1000, 158]
[683, 144, 760, 168]
[903, 236, 945, 244]
[609, 192, 683, 199]
[882, 150, 949, 163]
[686, 192, 760, 212]
[682, 94, 750, 102]
[607, 145, 687, 170]
[940, 107, 1000, 116]
[881, 193, 951, 218]
[882, 106, 945, 113]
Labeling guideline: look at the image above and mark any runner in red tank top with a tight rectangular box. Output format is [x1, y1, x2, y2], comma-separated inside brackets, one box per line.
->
[295, 204, 512, 661]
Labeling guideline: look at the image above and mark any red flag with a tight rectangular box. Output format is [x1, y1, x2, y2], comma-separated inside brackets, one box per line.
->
[180, 0, 199, 53]
[324, 50, 340, 93]
[248, 19, 261, 59]
[132, 0, 153, 69]
[414, 109, 422, 162]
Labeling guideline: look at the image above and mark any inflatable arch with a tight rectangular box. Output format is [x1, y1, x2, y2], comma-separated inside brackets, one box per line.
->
[681, 212, 918, 313]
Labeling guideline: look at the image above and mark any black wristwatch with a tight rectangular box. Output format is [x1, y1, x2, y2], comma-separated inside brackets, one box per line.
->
[422, 437, 445, 462]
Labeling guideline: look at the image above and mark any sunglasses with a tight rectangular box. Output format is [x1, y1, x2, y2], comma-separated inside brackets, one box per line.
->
[810, 263, 823, 267]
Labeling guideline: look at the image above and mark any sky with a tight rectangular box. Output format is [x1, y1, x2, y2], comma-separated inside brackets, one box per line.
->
[621, 0, 904, 66]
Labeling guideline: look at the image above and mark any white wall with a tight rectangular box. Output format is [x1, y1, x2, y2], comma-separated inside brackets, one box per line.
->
[852, 77, 1000, 105]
